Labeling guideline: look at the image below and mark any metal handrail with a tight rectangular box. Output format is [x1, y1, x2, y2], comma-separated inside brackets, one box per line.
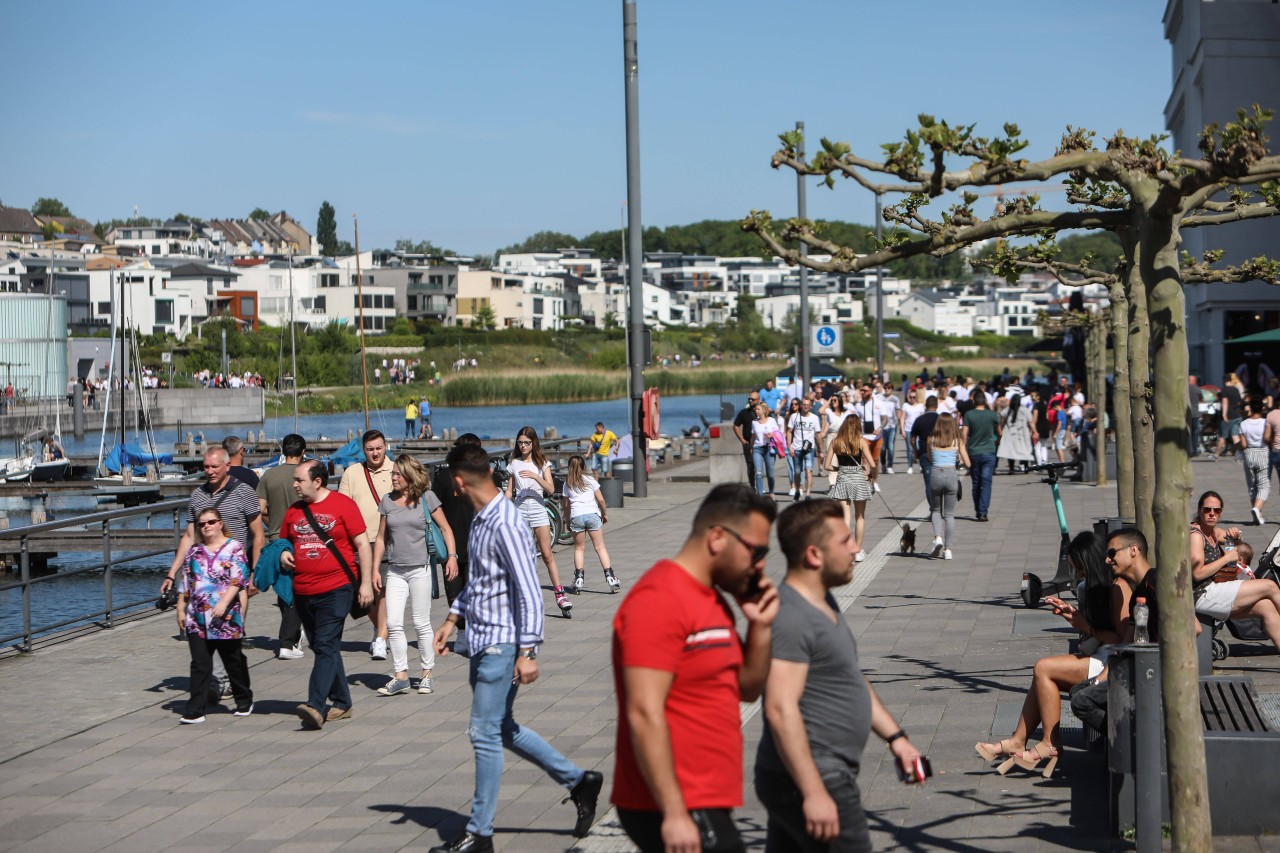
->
[1, 497, 188, 652]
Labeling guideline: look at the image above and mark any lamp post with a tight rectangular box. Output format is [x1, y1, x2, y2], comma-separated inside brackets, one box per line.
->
[623, 0, 647, 497]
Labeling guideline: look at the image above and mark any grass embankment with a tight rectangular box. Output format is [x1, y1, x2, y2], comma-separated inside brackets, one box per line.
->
[264, 357, 1050, 415]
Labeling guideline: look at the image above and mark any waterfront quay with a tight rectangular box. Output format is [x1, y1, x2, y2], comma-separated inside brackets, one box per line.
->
[1, 457, 1277, 852]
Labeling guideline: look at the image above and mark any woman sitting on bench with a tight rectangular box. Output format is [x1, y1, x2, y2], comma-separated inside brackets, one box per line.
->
[976, 530, 1132, 778]
[1190, 490, 1280, 647]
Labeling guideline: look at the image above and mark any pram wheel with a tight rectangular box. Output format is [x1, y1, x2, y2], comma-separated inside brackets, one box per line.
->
[1212, 637, 1229, 661]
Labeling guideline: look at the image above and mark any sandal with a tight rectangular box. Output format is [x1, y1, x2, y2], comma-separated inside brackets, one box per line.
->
[974, 739, 1021, 762]
[1012, 741, 1060, 778]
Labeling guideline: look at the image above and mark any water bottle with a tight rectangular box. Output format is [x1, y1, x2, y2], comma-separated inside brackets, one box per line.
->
[1133, 597, 1150, 645]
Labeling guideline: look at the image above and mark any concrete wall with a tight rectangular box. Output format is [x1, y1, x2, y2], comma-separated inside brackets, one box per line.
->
[0, 388, 264, 439]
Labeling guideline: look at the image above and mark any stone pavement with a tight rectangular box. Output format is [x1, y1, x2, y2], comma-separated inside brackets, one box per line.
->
[1, 454, 1278, 852]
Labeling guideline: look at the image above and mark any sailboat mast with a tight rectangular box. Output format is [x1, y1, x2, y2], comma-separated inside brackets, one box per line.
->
[353, 215, 369, 431]
[118, 266, 126, 450]
[289, 247, 298, 433]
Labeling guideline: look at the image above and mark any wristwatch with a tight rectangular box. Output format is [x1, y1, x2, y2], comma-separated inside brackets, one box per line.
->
[518, 648, 538, 660]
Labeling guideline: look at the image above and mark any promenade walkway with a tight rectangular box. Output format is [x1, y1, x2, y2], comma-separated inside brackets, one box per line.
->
[0, 455, 1276, 852]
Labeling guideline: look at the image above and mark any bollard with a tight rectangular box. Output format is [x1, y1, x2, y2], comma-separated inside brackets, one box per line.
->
[31, 507, 46, 525]
[72, 384, 85, 439]
[186, 433, 194, 455]
[347, 429, 354, 441]
[122, 468, 133, 486]
[1133, 645, 1162, 853]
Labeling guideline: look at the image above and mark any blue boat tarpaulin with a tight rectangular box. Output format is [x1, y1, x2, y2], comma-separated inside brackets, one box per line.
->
[325, 436, 366, 468]
[103, 443, 174, 475]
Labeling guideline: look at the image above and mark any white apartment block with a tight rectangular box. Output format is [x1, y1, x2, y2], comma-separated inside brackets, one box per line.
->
[455, 270, 566, 330]
[237, 262, 397, 333]
[756, 293, 864, 331]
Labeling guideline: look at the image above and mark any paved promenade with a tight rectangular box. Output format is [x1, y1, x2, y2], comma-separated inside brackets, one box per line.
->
[1, 455, 1277, 852]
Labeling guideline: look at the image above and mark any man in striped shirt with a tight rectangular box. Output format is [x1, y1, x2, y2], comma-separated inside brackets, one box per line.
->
[431, 444, 601, 853]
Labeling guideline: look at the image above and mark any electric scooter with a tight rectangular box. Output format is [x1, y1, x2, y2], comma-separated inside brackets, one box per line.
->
[1020, 461, 1082, 608]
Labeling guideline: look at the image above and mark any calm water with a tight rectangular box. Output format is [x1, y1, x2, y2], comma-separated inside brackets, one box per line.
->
[3, 392, 747, 645]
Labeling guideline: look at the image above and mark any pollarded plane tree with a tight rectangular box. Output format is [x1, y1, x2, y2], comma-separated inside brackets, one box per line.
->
[741, 108, 1280, 851]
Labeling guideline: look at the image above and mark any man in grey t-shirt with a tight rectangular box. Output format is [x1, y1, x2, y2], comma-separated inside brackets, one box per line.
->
[756, 500, 923, 851]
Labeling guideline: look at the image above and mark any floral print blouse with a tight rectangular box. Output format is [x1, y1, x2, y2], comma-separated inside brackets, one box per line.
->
[182, 540, 250, 639]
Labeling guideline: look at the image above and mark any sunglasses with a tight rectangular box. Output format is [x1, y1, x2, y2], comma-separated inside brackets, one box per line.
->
[719, 525, 769, 564]
[1201, 506, 1222, 515]
[516, 440, 532, 446]
[198, 519, 221, 528]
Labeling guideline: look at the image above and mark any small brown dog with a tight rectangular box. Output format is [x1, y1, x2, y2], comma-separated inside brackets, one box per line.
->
[899, 523, 917, 555]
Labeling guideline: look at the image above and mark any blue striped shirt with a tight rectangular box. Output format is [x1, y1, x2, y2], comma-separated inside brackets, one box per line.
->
[450, 491, 545, 651]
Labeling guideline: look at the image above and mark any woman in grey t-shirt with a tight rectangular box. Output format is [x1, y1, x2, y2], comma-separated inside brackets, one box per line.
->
[371, 454, 458, 696]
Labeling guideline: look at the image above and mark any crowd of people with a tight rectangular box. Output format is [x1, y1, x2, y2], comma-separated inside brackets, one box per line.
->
[733, 369, 1101, 560]
[1191, 371, 1280, 526]
[144, 359, 1280, 851]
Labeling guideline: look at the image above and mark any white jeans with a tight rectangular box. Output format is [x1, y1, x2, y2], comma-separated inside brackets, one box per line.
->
[384, 564, 435, 674]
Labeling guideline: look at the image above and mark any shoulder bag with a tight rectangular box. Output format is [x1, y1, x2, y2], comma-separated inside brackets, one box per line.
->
[298, 502, 368, 620]
[423, 499, 447, 600]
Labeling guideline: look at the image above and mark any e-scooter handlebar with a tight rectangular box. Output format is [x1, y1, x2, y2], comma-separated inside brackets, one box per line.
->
[1026, 461, 1081, 474]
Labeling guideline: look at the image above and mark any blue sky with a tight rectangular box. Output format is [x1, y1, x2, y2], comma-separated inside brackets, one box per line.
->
[2, 1, 1172, 255]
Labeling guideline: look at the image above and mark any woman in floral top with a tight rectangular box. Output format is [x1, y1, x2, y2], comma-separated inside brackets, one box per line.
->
[177, 507, 254, 723]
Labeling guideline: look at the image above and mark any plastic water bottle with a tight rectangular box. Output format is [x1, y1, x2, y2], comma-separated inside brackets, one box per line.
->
[1133, 597, 1150, 645]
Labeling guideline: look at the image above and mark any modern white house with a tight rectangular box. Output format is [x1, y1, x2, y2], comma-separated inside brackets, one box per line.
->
[455, 270, 566, 330]
[236, 260, 397, 332]
[756, 293, 864, 331]
[1164, 0, 1280, 388]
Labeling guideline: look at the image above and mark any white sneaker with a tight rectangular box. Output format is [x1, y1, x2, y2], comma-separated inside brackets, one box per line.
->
[943, 548, 953, 560]
[789, 488, 798, 499]
[906, 466, 914, 474]
[886, 467, 895, 474]
[873, 482, 881, 493]
[1253, 507, 1266, 525]
[855, 551, 866, 562]
[371, 637, 388, 660]
[277, 644, 304, 660]
[930, 537, 944, 558]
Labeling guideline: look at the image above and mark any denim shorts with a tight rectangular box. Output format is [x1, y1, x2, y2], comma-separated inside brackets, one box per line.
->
[570, 513, 603, 533]
[793, 448, 814, 471]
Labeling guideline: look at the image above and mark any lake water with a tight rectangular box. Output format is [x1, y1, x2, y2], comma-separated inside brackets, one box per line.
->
[57, 391, 747, 456]
[3, 391, 750, 646]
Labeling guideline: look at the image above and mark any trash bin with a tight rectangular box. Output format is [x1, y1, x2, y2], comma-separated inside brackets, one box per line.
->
[601, 477, 625, 509]
[613, 460, 635, 490]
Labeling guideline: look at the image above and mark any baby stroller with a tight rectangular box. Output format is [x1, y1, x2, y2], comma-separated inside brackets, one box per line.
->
[1207, 526, 1280, 661]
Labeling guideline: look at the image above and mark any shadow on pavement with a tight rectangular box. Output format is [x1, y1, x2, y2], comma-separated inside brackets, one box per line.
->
[869, 655, 1033, 695]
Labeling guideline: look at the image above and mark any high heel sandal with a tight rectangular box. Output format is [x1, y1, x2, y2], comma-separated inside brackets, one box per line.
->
[974, 739, 1020, 762]
[1012, 742, 1060, 778]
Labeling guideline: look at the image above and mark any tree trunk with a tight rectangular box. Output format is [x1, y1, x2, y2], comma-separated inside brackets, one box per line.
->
[1087, 319, 1108, 486]
[1144, 225, 1211, 852]
[1126, 246, 1155, 541]
[1109, 273, 1135, 521]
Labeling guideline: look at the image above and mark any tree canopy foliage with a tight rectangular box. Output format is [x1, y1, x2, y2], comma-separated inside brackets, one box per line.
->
[248, 207, 271, 221]
[32, 197, 72, 217]
[317, 201, 337, 256]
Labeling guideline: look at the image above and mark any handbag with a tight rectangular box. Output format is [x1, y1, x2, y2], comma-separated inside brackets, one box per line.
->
[423, 500, 448, 600]
[299, 502, 368, 620]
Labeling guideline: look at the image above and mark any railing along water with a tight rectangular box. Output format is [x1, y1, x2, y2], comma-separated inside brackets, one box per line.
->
[0, 497, 187, 651]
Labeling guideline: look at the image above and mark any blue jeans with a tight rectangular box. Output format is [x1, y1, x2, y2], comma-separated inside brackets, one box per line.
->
[294, 584, 354, 713]
[969, 453, 996, 516]
[467, 643, 583, 836]
[881, 425, 897, 468]
[752, 445, 776, 494]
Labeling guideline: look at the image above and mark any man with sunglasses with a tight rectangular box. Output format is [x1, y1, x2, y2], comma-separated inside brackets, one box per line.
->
[612, 484, 780, 853]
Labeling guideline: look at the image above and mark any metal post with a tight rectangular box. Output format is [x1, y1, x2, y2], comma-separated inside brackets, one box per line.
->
[353, 216, 370, 431]
[874, 192, 884, 383]
[102, 518, 113, 627]
[19, 537, 31, 653]
[72, 380, 84, 439]
[797, 121, 810, 394]
[623, 0, 647, 498]
[1133, 644, 1162, 853]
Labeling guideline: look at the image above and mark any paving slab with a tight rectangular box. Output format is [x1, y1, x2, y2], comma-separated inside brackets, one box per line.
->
[0, 453, 1275, 851]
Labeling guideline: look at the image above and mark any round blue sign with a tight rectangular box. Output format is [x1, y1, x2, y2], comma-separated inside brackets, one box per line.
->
[815, 326, 836, 347]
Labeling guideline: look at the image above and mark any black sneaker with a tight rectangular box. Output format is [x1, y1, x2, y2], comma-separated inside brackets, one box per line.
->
[565, 770, 603, 838]
[427, 832, 493, 853]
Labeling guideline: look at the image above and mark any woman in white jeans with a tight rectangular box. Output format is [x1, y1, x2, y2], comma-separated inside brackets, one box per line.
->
[371, 454, 458, 696]
[1239, 401, 1270, 525]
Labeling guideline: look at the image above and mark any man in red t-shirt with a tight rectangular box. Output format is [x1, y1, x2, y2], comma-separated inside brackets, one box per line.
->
[612, 484, 780, 853]
[281, 461, 373, 730]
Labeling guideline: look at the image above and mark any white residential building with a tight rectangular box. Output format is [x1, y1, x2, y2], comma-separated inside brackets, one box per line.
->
[896, 290, 976, 337]
[237, 261, 397, 332]
[756, 293, 864, 331]
[455, 270, 566, 330]
[84, 264, 194, 339]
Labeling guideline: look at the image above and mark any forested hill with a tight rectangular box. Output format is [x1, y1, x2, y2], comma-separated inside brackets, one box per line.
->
[494, 220, 1121, 283]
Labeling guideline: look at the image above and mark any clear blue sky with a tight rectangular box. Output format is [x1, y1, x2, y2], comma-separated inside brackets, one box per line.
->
[2, 1, 1172, 256]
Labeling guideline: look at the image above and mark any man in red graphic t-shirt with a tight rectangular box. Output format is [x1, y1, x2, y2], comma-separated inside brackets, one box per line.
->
[281, 461, 372, 730]
[612, 484, 780, 853]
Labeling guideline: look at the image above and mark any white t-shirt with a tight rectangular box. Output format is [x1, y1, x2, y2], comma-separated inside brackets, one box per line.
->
[1240, 417, 1266, 448]
[902, 402, 926, 434]
[953, 385, 971, 402]
[751, 417, 780, 448]
[1067, 403, 1084, 424]
[565, 476, 601, 517]
[508, 458, 550, 499]
[788, 412, 821, 452]
[823, 408, 849, 437]
[854, 398, 884, 436]
[879, 394, 900, 427]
